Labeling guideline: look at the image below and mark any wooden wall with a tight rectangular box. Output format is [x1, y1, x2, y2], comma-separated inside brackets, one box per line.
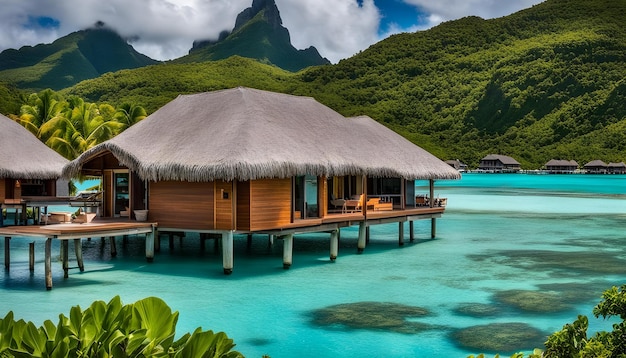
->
[0, 179, 5, 202]
[215, 181, 233, 230]
[149, 181, 214, 230]
[240, 178, 292, 231]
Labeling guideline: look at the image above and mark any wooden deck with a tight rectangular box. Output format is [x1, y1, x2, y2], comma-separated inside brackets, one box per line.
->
[1, 219, 157, 290]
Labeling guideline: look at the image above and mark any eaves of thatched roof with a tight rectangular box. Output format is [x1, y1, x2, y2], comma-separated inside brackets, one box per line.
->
[482, 154, 520, 165]
[0, 114, 68, 180]
[64, 87, 460, 182]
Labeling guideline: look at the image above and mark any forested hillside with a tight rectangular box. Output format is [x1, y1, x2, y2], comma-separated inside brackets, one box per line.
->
[8, 0, 626, 168]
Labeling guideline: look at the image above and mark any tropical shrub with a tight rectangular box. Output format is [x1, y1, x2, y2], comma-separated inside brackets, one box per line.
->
[0, 296, 242, 357]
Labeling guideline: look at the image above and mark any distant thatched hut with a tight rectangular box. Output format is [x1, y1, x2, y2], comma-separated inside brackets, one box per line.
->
[607, 162, 626, 174]
[584, 160, 608, 174]
[544, 159, 578, 174]
[478, 154, 521, 173]
[0, 114, 68, 201]
[64, 88, 459, 272]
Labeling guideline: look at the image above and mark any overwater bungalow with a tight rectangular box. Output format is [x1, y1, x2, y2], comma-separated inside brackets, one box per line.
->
[445, 159, 468, 172]
[544, 159, 578, 174]
[0, 114, 69, 226]
[584, 160, 608, 174]
[607, 162, 626, 174]
[477, 154, 521, 173]
[63, 87, 460, 274]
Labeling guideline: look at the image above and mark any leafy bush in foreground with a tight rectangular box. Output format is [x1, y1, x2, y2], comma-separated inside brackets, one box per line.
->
[0, 296, 242, 357]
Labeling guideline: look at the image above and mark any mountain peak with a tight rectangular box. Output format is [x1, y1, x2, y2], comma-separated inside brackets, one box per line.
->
[187, 0, 329, 71]
[233, 0, 282, 32]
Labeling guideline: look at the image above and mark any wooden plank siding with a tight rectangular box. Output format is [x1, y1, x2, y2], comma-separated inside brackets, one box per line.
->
[0, 179, 5, 202]
[149, 181, 215, 230]
[236, 180, 251, 230]
[243, 178, 291, 231]
[103, 171, 113, 217]
[215, 181, 233, 230]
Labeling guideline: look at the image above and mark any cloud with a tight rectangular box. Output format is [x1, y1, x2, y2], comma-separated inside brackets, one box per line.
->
[0, 0, 544, 64]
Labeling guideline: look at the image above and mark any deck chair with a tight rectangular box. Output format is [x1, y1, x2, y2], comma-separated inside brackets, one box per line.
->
[345, 194, 364, 212]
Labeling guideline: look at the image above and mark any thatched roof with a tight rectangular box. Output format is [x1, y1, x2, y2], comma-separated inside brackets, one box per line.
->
[545, 159, 578, 167]
[584, 160, 607, 167]
[64, 87, 460, 182]
[481, 154, 520, 165]
[0, 113, 68, 179]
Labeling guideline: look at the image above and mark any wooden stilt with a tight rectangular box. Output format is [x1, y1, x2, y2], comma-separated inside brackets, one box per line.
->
[200, 233, 207, 250]
[62, 240, 69, 278]
[222, 231, 234, 275]
[4, 237, 10, 271]
[357, 222, 366, 253]
[29, 242, 35, 271]
[247, 234, 253, 248]
[154, 230, 161, 252]
[410, 221, 415, 242]
[145, 228, 154, 263]
[365, 226, 370, 244]
[268, 234, 274, 247]
[74, 239, 84, 271]
[45, 238, 52, 290]
[110, 237, 117, 257]
[431, 218, 436, 238]
[169, 233, 174, 249]
[330, 230, 339, 262]
[398, 221, 404, 246]
[282, 234, 294, 269]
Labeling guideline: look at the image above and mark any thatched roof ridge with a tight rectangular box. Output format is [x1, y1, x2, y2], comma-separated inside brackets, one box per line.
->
[0, 114, 68, 179]
[65, 87, 460, 181]
[482, 154, 520, 165]
[584, 160, 607, 167]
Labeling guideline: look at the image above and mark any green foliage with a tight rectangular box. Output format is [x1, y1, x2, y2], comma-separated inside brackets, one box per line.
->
[12, 89, 146, 160]
[0, 296, 242, 358]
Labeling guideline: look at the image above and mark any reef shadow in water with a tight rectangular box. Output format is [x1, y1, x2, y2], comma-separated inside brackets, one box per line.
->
[309, 301, 441, 334]
[451, 322, 547, 354]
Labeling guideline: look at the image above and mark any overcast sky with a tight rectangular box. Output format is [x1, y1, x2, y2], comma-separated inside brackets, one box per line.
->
[0, 0, 544, 64]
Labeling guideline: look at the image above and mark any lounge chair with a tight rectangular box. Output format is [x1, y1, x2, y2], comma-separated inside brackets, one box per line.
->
[345, 194, 364, 213]
[330, 195, 347, 213]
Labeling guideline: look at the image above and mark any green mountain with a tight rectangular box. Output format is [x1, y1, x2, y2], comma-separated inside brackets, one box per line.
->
[177, 0, 330, 71]
[0, 23, 159, 91]
[58, 0, 626, 168]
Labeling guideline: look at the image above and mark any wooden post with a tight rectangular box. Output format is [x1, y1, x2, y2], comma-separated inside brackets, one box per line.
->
[247, 234, 252, 249]
[74, 239, 84, 272]
[145, 228, 155, 263]
[4, 237, 9, 271]
[29, 242, 35, 271]
[330, 230, 339, 262]
[268, 234, 274, 247]
[222, 231, 234, 275]
[282, 234, 294, 269]
[431, 219, 437, 239]
[62, 240, 69, 278]
[409, 221, 415, 242]
[357, 222, 366, 253]
[366, 226, 370, 244]
[399, 221, 404, 246]
[154, 229, 161, 252]
[45, 238, 52, 290]
[110, 237, 117, 257]
[430, 179, 436, 239]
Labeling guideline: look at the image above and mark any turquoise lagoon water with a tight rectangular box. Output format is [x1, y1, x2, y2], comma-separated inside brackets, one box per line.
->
[1, 174, 625, 357]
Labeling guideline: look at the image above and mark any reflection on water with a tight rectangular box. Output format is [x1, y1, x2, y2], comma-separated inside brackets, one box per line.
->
[1, 174, 625, 357]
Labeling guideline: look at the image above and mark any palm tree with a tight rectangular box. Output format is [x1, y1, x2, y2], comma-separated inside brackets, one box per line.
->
[39, 97, 122, 159]
[15, 89, 67, 136]
[114, 102, 147, 133]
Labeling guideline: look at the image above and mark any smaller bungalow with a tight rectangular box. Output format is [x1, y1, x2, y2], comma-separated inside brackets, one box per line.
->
[1, 114, 69, 225]
[445, 159, 468, 172]
[607, 162, 626, 174]
[583, 160, 608, 174]
[544, 159, 578, 174]
[478, 154, 521, 173]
